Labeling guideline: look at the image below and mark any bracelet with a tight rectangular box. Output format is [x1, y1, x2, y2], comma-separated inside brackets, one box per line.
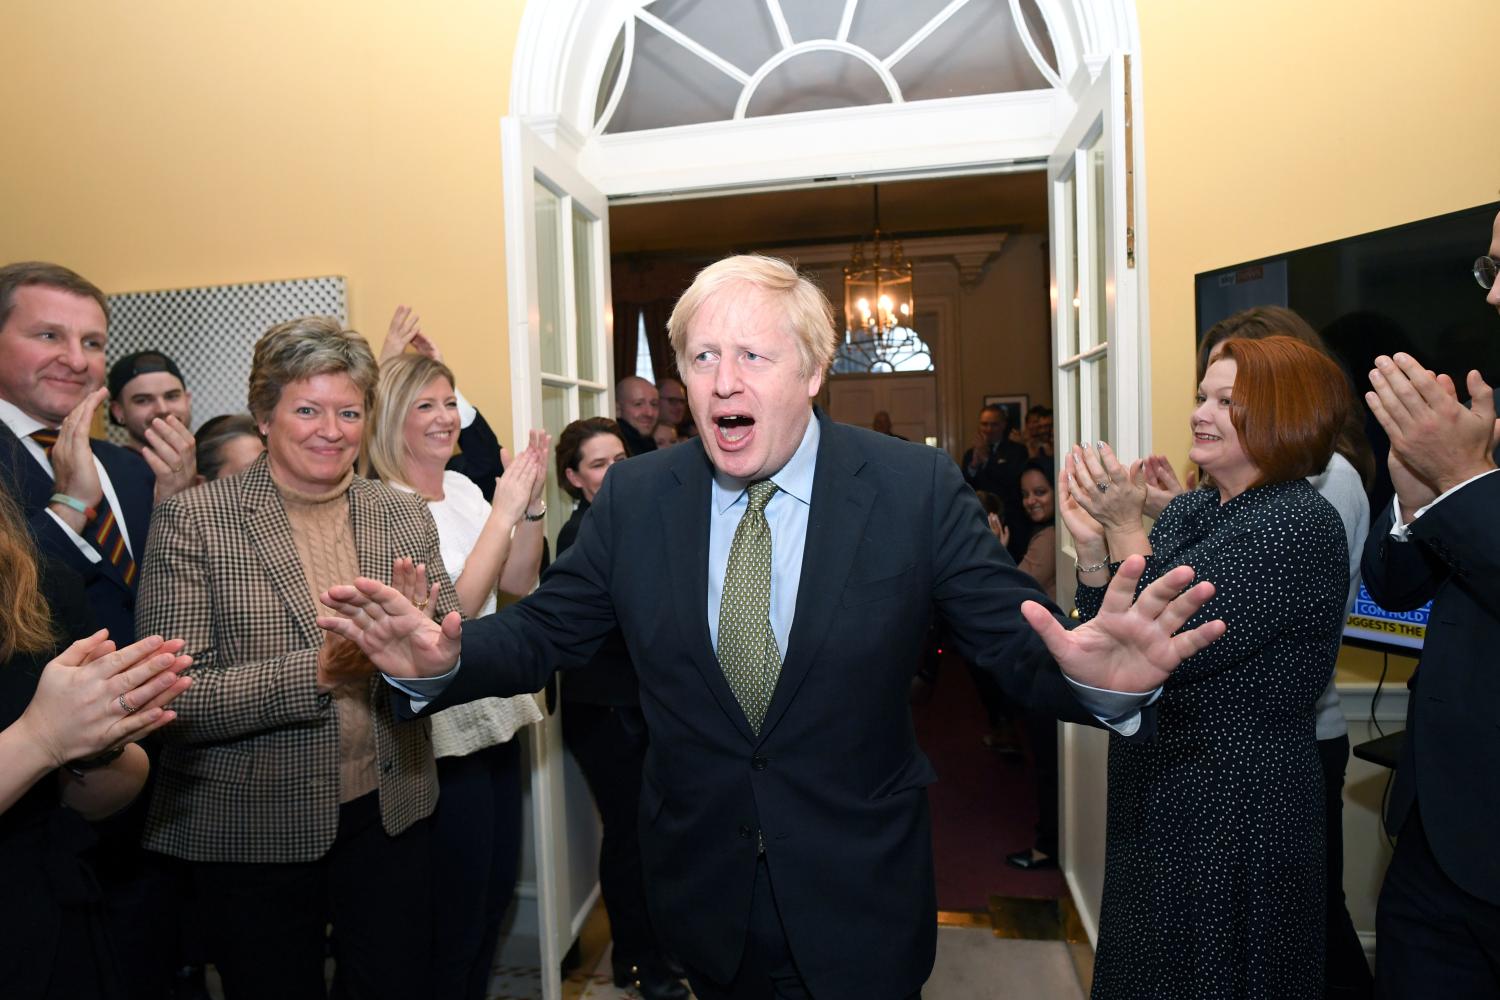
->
[1075, 558, 1109, 574]
[50, 493, 97, 521]
[64, 745, 126, 778]
[523, 501, 547, 522]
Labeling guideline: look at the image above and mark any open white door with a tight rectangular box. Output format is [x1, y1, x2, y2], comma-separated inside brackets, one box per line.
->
[501, 115, 614, 1000]
[1047, 50, 1147, 944]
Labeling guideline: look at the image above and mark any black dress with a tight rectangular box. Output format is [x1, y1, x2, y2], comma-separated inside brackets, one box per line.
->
[1076, 479, 1347, 1000]
[0, 559, 117, 999]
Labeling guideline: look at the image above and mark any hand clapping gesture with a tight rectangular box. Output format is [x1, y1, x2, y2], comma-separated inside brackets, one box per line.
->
[143, 413, 197, 504]
[17, 632, 192, 769]
[1366, 354, 1500, 521]
[382, 305, 444, 364]
[46, 388, 108, 532]
[494, 430, 549, 528]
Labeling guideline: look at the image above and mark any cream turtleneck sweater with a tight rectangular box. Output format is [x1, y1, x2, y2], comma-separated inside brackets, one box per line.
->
[274, 467, 377, 804]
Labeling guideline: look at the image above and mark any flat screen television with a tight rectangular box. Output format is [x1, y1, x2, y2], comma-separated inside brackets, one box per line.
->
[1194, 200, 1500, 655]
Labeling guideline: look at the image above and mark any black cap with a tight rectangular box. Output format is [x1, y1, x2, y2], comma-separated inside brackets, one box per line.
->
[108, 350, 185, 399]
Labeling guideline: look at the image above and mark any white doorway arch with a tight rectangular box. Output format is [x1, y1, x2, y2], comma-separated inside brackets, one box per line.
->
[511, 0, 1141, 196]
[504, 3, 1147, 994]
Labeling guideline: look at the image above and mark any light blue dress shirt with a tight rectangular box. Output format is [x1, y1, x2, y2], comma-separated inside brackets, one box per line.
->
[706, 414, 820, 655]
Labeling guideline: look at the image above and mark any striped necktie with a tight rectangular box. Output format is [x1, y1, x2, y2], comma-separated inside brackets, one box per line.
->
[716, 479, 781, 734]
[31, 429, 138, 587]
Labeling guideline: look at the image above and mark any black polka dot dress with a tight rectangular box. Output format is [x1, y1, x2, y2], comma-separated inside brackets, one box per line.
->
[1076, 479, 1348, 1000]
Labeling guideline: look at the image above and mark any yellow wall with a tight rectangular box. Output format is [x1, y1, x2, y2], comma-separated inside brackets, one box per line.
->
[1137, 0, 1500, 682]
[0, 0, 527, 439]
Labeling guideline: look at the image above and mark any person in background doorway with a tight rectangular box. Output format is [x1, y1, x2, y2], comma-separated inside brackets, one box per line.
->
[1021, 405, 1055, 460]
[653, 420, 679, 449]
[616, 375, 660, 456]
[658, 375, 696, 439]
[1006, 458, 1061, 872]
[962, 403, 1029, 559]
[873, 410, 908, 440]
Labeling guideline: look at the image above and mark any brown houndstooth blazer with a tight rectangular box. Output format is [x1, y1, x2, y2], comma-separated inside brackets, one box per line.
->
[135, 453, 461, 863]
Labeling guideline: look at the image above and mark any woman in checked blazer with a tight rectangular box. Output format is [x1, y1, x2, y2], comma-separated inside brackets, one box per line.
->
[136, 317, 460, 1000]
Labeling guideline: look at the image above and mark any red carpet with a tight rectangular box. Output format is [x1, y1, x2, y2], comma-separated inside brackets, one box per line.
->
[913, 652, 1066, 911]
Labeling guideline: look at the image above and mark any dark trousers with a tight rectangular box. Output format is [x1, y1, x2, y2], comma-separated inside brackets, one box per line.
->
[1025, 713, 1059, 858]
[1375, 805, 1500, 999]
[562, 701, 660, 963]
[429, 740, 524, 1000]
[191, 792, 431, 1000]
[1320, 734, 1374, 999]
[685, 858, 921, 1000]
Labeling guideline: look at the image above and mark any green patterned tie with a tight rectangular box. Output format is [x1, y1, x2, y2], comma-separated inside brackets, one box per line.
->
[717, 479, 781, 734]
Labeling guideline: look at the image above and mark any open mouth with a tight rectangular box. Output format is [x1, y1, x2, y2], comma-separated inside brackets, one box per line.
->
[1192, 432, 1221, 442]
[714, 414, 755, 446]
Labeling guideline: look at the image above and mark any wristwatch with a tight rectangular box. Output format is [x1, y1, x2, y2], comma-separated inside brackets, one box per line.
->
[523, 501, 547, 522]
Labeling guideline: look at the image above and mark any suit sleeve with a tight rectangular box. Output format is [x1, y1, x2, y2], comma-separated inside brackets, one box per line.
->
[424, 471, 624, 713]
[448, 407, 503, 502]
[925, 450, 1119, 729]
[1360, 499, 1445, 612]
[136, 496, 330, 745]
[1400, 472, 1500, 618]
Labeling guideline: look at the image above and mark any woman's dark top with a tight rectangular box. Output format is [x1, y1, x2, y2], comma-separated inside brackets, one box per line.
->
[0, 558, 116, 998]
[1076, 479, 1347, 1000]
[557, 500, 639, 707]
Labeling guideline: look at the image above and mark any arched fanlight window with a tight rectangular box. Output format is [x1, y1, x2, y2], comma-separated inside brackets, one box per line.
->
[594, 0, 1061, 135]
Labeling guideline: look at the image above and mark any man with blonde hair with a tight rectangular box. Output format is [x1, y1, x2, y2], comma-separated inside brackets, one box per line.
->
[322, 254, 1226, 1000]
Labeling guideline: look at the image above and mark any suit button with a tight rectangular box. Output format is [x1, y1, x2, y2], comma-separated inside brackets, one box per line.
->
[751, 755, 768, 771]
[738, 824, 754, 839]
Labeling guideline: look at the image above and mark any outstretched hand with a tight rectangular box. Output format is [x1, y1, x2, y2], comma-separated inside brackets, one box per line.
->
[317, 577, 462, 680]
[1020, 554, 1224, 693]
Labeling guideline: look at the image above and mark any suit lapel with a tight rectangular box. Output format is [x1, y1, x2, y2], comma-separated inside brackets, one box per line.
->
[241, 456, 322, 649]
[759, 414, 875, 742]
[347, 478, 387, 582]
[660, 442, 759, 745]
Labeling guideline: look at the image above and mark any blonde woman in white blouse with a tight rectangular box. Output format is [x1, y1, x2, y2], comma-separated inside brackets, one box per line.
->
[369, 349, 549, 1000]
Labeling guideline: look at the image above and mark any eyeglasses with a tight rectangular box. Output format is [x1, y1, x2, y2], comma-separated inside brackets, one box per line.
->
[1475, 255, 1499, 290]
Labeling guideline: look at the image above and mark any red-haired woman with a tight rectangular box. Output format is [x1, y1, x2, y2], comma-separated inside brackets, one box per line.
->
[1062, 335, 1351, 999]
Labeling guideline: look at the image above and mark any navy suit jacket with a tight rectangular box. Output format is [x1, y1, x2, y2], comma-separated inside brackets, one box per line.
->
[0, 420, 151, 644]
[428, 409, 1119, 999]
[1362, 472, 1500, 905]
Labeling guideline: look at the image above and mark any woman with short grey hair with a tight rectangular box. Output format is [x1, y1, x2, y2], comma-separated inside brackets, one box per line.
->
[137, 315, 458, 1000]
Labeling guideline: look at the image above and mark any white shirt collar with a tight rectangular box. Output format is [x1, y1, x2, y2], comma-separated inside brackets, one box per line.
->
[0, 396, 51, 441]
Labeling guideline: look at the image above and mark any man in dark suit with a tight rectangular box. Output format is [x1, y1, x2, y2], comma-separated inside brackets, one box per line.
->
[1362, 219, 1500, 996]
[321, 255, 1225, 1000]
[617, 374, 661, 456]
[0, 262, 153, 645]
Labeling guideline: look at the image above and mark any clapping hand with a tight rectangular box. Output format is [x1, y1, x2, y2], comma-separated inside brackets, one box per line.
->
[143, 413, 197, 504]
[47, 388, 108, 531]
[382, 305, 444, 364]
[495, 430, 550, 527]
[17, 632, 192, 768]
[1366, 354, 1499, 519]
[1066, 443, 1147, 531]
[1021, 555, 1224, 693]
[1141, 455, 1187, 518]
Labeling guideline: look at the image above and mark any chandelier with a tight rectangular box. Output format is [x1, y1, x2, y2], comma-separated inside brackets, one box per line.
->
[843, 186, 913, 344]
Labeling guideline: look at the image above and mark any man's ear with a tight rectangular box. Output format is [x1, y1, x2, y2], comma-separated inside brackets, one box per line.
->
[108, 401, 124, 427]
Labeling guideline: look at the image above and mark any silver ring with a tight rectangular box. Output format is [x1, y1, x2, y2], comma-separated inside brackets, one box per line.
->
[1097, 480, 1111, 493]
[118, 693, 137, 714]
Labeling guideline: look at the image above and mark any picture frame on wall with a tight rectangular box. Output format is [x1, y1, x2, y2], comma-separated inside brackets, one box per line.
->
[982, 393, 1029, 434]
